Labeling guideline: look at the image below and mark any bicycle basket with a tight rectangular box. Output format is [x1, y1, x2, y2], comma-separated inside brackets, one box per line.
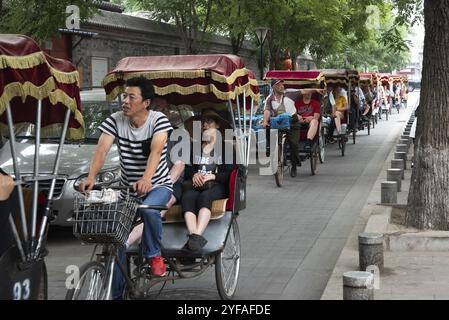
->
[72, 190, 139, 245]
[270, 113, 291, 130]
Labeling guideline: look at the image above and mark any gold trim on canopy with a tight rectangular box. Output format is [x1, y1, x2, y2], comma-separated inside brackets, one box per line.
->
[102, 68, 252, 88]
[0, 52, 79, 85]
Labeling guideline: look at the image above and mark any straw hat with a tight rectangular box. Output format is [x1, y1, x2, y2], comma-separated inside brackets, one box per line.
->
[184, 108, 231, 139]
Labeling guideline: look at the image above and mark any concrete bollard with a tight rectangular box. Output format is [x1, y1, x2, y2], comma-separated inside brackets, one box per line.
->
[359, 233, 384, 273]
[399, 139, 409, 147]
[387, 168, 402, 192]
[391, 159, 405, 179]
[381, 181, 397, 204]
[396, 144, 408, 153]
[404, 129, 411, 135]
[401, 134, 410, 141]
[394, 151, 407, 170]
[343, 271, 374, 300]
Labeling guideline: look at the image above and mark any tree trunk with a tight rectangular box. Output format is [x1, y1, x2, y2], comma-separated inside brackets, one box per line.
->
[405, 0, 449, 230]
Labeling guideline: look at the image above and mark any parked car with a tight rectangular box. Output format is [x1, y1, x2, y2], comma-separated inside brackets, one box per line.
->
[0, 88, 121, 226]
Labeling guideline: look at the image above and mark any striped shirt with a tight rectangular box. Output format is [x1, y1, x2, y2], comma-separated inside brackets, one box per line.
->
[99, 111, 173, 192]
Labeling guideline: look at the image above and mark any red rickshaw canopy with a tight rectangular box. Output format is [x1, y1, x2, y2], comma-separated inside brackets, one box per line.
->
[264, 70, 325, 89]
[0, 34, 84, 139]
[102, 54, 260, 106]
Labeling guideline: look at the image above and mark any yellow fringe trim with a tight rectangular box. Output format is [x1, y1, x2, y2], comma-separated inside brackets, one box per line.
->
[102, 68, 253, 88]
[0, 51, 79, 85]
[0, 122, 84, 140]
[106, 82, 260, 104]
[0, 78, 56, 113]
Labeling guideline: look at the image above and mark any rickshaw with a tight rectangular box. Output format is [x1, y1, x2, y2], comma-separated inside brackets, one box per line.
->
[401, 75, 409, 108]
[357, 73, 373, 135]
[319, 69, 355, 155]
[392, 75, 403, 114]
[0, 34, 84, 299]
[379, 74, 393, 120]
[264, 70, 326, 187]
[369, 72, 381, 125]
[66, 54, 259, 300]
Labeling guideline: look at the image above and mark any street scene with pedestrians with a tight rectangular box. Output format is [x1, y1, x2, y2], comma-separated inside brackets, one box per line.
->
[1, 0, 448, 306]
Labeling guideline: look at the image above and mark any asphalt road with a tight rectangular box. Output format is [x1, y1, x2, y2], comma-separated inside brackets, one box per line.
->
[45, 92, 419, 300]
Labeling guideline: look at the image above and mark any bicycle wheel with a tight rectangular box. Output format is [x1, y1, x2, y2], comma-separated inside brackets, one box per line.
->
[65, 261, 107, 300]
[352, 128, 356, 144]
[37, 261, 48, 300]
[274, 141, 284, 187]
[318, 135, 325, 164]
[215, 218, 241, 300]
[339, 137, 346, 157]
[310, 146, 317, 175]
[367, 120, 371, 135]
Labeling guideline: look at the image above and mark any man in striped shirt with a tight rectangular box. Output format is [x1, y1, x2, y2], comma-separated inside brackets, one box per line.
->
[80, 77, 173, 293]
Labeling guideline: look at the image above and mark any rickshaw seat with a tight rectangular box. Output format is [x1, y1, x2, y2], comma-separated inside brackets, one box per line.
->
[163, 199, 228, 224]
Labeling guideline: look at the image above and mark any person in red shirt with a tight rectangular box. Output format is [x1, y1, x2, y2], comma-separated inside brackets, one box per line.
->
[295, 92, 321, 150]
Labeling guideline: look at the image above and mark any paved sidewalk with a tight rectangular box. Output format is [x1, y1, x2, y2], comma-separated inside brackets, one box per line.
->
[321, 97, 449, 300]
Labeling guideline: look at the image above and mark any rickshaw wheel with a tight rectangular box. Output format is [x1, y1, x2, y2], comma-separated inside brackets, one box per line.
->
[215, 218, 240, 300]
[352, 128, 356, 144]
[274, 142, 284, 187]
[318, 135, 325, 164]
[367, 121, 371, 135]
[65, 261, 107, 300]
[339, 137, 346, 157]
[37, 261, 48, 300]
[310, 145, 318, 175]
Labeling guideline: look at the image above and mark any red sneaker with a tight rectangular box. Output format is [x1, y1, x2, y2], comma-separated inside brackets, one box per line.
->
[149, 256, 166, 277]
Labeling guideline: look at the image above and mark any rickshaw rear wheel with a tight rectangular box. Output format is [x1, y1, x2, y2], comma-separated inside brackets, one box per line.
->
[310, 145, 318, 175]
[65, 261, 107, 300]
[367, 121, 371, 135]
[352, 129, 356, 144]
[339, 138, 346, 157]
[37, 261, 48, 300]
[318, 135, 325, 164]
[215, 218, 240, 300]
[274, 142, 284, 187]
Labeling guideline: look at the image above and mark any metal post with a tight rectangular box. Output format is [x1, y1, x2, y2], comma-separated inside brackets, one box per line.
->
[35, 109, 71, 257]
[31, 99, 42, 245]
[6, 103, 29, 248]
[247, 97, 255, 167]
[235, 96, 245, 166]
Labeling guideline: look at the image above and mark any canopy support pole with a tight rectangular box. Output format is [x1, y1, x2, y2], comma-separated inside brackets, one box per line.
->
[31, 100, 42, 249]
[247, 97, 255, 167]
[9, 215, 26, 262]
[35, 109, 71, 258]
[235, 97, 245, 166]
[6, 103, 29, 256]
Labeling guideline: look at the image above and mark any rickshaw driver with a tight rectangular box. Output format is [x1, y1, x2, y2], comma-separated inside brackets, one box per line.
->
[79, 77, 173, 280]
[262, 79, 323, 177]
[295, 92, 320, 151]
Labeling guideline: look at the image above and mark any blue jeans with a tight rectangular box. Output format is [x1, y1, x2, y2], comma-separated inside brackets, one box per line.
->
[111, 186, 172, 299]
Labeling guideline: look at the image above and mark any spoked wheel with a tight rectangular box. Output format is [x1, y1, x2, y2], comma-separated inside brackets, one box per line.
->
[386, 110, 389, 120]
[215, 218, 241, 300]
[37, 261, 48, 300]
[339, 136, 346, 157]
[318, 135, 325, 164]
[274, 142, 284, 187]
[352, 128, 356, 144]
[310, 145, 318, 175]
[65, 261, 107, 300]
[367, 121, 371, 135]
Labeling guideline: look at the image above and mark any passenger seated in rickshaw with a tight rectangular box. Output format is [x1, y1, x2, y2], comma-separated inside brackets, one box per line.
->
[351, 85, 367, 130]
[294, 92, 320, 151]
[331, 86, 349, 139]
[361, 85, 374, 120]
[181, 109, 234, 251]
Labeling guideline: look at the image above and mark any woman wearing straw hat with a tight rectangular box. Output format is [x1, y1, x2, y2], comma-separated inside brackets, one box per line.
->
[181, 108, 235, 251]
